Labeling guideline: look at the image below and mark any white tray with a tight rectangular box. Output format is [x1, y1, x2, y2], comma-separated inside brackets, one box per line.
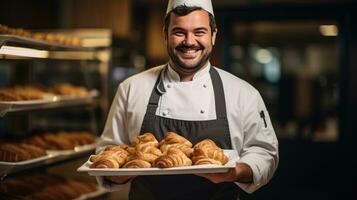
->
[77, 150, 239, 176]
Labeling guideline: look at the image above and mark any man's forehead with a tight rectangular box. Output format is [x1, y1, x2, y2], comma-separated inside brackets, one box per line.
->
[169, 10, 210, 27]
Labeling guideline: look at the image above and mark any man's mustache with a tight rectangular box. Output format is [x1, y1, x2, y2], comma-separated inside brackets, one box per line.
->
[176, 43, 203, 51]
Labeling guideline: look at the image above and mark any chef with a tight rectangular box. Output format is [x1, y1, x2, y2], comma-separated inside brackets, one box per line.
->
[96, 0, 279, 199]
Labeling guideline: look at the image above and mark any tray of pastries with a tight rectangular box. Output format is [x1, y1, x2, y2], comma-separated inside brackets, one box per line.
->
[78, 132, 239, 176]
[0, 173, 107, 200]
[0, 131, 100, 176]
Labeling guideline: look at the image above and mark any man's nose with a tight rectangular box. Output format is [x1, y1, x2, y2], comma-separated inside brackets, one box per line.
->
[183, 33, 196, 45]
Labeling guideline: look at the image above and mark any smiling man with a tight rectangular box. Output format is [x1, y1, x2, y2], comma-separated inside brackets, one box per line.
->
[96, 0, 279, 200]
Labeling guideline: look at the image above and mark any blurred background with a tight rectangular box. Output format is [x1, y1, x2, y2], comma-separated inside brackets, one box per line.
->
[1, 0, 357, 199]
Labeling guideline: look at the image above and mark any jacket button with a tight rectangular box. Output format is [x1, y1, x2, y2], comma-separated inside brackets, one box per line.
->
[162, 111, 168, 116]
[167, 84, 171, 88]
[203, 84, 207, 88]
[200, 110, 205, 114]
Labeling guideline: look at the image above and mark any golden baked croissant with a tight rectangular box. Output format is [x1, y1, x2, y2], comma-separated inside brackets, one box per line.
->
[90, 147, 129, 168]
[126, 151, 159, 164]
[136, 145, 163, 157]
[131, 133, 159, 148]
[192, 147, 228, 165]
[193, 139, 218, 150]
[159, 132, 192, 147]
[122, 159, 151, 168]
[154, 148, 192, 168]
[160, 143, 193, 158]
[194, 158, 223, 165]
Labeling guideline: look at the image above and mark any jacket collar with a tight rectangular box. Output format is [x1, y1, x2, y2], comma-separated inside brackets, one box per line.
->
[166, 62, 211, 82]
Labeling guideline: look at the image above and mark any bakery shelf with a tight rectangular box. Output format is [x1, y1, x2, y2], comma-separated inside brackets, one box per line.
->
[0, 138, 102, 178]
[0, 34, 109, 61]
[0, 90, 99, 117]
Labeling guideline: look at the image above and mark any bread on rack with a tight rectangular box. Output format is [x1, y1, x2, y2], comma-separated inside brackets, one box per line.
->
[154, 148, 192, 168]
[23, 131, 95, 150]
[0, 143, 46, 162]
[48, 83, 88, 97]
[0, 172, 98, 200]
[0, 24, 83, 47]
[0, 86, 45, 101]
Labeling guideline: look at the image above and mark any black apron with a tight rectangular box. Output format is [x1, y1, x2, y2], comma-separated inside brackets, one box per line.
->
[129, 66, 239, 200]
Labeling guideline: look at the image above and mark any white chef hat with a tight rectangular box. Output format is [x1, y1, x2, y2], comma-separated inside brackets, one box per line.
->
[166, 0, 214, 16]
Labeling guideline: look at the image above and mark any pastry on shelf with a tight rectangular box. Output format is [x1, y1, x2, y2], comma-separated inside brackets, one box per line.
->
[0, 85, 45, 101]
[0, 173, 98, 200]
[47, 83, 88, 97]
[0, 143, 46, 162]
[0, 24, 83, 47]
[23, 130, 96, 150]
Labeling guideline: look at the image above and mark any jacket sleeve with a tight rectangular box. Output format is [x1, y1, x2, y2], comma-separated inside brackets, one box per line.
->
[235, 90, 279, 193]
[96, 83, 131, 190]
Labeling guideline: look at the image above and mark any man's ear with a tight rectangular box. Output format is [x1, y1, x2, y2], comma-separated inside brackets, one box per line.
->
[212, 28, 218, 46]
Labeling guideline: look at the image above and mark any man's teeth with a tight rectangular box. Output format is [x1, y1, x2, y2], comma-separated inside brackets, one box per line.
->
[182, 49, 198, 53]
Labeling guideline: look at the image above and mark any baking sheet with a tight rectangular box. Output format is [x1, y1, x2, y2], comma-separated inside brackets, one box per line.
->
[78, 150, 239, 176]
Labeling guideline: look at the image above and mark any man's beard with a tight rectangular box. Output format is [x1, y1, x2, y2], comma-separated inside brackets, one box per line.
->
[167, 43, 211, 74]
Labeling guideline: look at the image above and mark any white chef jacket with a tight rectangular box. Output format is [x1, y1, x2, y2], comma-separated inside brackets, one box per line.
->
[98, 63, 279, 194]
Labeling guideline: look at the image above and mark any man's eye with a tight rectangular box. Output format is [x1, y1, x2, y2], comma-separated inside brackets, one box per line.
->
[173, 32, 185, 36]
[195, 31, 206, 36]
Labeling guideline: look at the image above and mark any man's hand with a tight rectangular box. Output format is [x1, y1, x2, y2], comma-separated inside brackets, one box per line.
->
[105, 175, 135, 184]
[196, 163, 253, 184]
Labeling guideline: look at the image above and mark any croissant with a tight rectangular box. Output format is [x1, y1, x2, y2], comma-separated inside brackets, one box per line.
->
[136, 145, 162, 157]
[90, 147, 129, 168]
[192, 148, 228, 165]
[126, 151, 159, 164]
[90, 156, 121, 168]
[193, 139, 218, 150]
[131, 133, 159, 148]
[160, 143, 193, 158]
[154, 148, 192, 168]
[90, 146, 129, 162]
[159, 132, 192, 147]
[194, 158, 223, 165]
[122, 159, 151, 168]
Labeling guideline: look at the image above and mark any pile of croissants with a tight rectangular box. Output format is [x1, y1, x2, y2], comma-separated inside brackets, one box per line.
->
[89, 132, 229, 169]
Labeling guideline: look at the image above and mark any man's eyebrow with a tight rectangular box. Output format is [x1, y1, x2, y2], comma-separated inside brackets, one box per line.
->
[171, 27, 185, 32]
[194, 27, 209, 31]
